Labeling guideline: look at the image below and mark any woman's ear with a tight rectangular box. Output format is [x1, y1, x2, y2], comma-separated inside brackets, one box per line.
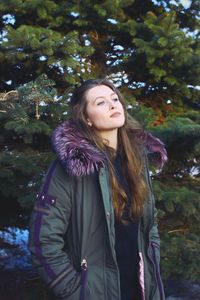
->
[87, 119, 92, 127]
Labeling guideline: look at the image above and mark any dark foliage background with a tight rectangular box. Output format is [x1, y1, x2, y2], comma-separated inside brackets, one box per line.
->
[0, 0, 199, 284]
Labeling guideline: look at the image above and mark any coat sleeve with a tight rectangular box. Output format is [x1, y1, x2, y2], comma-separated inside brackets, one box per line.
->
[145, 158, 166, 298]
[28, 160, 81, 299]
[144, 151, 161, 263]
[149, 206, 161, 264]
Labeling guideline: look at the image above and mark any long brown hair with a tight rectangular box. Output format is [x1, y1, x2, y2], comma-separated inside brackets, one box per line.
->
[69, 78, 147, 222]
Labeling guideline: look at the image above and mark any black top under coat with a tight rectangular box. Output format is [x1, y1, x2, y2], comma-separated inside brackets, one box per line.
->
[113, 153, 141, 300]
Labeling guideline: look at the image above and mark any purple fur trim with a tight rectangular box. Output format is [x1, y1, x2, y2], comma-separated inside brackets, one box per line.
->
[51, 121, 167, 176]
[51, 121, 105, 176]
[136, 131, 168, 169]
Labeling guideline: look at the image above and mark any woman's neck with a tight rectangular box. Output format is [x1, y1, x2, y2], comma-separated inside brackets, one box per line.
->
[98, 129, 118, 150]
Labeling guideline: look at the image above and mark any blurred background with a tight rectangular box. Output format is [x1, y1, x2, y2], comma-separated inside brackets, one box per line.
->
[0, 0, 199, 299]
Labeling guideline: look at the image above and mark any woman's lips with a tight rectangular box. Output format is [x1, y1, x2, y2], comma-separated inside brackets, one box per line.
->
[110, 112, 121, 118]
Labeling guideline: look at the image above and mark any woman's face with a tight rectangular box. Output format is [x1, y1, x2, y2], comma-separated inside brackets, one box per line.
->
[85, 85, 125, 134]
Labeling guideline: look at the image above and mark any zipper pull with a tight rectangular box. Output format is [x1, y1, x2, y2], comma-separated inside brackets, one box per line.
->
[81, 258, 87, 271]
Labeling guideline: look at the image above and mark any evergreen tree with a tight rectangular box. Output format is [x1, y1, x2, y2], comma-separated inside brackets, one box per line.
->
[0, 0, 199, 281]
[0, 74, 58, 213]
[0, 0, 94, 90]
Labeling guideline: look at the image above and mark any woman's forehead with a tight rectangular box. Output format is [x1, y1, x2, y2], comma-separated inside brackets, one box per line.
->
[85, 85, 116, 101]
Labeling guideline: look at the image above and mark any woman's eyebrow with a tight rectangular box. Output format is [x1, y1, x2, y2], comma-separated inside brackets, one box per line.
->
[94, 96, 105, 102]
[94, 93, 117, 102]
[110, 92, 118, 97]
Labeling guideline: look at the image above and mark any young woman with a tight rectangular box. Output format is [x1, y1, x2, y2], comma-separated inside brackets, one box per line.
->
[29, 78, 167, 300]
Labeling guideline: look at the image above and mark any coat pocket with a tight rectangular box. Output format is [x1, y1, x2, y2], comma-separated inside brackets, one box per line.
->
[53, 259, 89, 300]
[52, 268, 82, 299]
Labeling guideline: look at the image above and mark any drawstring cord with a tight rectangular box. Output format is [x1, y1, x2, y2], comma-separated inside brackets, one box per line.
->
[80, 259, 88, 300]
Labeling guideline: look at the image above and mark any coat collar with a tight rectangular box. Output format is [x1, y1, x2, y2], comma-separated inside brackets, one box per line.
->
[51, 121, 167, 176]
[51, 121, 106, 176]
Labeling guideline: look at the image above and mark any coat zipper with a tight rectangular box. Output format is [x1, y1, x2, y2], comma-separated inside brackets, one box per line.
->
[80, 258, 88, 300]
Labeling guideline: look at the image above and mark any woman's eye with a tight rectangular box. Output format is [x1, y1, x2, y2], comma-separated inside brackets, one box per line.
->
[97, 101, 105, 106]
[112, 98, 119, 102]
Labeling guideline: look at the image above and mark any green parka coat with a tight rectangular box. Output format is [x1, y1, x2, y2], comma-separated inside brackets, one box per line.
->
[29, 121, 167, 300]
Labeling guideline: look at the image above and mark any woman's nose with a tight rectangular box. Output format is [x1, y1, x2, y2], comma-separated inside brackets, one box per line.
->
[108, 100, 116, 110]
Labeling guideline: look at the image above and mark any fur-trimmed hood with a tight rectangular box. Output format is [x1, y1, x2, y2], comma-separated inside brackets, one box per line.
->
[51, 121, 167, 176]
